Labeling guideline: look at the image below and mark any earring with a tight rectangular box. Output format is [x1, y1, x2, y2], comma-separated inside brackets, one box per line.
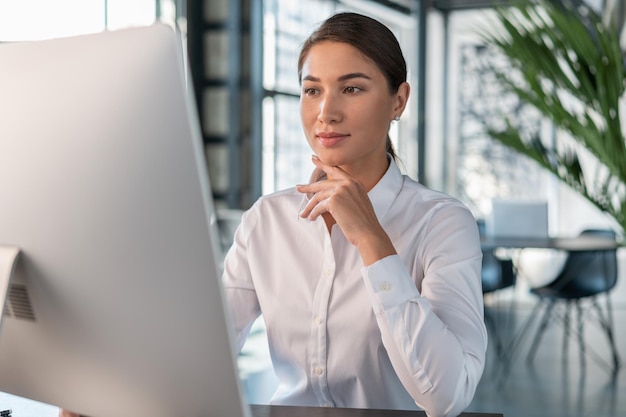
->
[393, 115, 400, 121]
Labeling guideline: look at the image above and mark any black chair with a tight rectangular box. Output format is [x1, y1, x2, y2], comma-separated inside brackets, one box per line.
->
[482, 251, 517, 294]
[478, 220, 518, 358]
[478, 219, 517, 294]
[526, 229, 620, 372]
[481, 250, 517, 357]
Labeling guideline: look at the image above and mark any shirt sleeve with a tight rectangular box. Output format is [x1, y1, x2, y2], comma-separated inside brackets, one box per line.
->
[222, 207, 262, 353]
[361, 204, 486, 417]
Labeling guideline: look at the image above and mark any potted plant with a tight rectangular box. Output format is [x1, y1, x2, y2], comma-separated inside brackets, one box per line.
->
[480, 0, 626, 235]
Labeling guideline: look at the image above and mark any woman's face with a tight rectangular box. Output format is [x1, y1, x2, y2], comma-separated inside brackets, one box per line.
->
[299, 41, 408, 173]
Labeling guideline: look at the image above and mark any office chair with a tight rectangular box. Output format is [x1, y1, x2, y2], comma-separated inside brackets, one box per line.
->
[526, 229, 620, 372]
[481, 250, 517, 358]
[482, 251, 517, 294]
[478, 220, 518, 358]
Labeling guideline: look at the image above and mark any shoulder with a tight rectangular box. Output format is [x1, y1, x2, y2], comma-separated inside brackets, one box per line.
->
[400, 176, 470, 211]
[240, 187, 302, 229]
[397, 176, 478, 234]
[249, 187, 302, 213]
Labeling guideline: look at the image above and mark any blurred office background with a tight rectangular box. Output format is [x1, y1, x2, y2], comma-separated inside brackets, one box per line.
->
[1, 0, 625, 416]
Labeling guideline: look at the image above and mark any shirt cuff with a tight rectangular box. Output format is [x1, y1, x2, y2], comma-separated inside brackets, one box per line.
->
[361, 254, 420, 312]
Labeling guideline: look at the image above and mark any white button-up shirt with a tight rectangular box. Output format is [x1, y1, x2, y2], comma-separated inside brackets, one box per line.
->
[223, 159, 486, 417]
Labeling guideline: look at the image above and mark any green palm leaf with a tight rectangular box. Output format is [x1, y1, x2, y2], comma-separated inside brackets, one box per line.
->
[480, 0, 626, 234]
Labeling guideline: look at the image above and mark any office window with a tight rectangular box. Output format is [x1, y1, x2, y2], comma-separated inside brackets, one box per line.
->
[454, 39, 549, 214]
[0, 0, 104, 41]
[106, 0, 156, 30]
[0, 0, 179, 42]
[443, 10, 557, 222]
[262, 0, 335, 193]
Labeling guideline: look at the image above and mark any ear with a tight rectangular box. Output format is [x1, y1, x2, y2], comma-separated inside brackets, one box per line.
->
[391, 82, 410, 119]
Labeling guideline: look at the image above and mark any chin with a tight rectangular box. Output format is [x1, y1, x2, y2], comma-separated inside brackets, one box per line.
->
[315, 153, 348, 167]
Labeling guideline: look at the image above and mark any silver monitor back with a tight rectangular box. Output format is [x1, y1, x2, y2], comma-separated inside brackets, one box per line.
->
[0, 24, 249, 417]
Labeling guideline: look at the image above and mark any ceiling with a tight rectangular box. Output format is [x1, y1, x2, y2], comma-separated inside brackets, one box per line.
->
[430, 0, 588, 12]
[431, 0, 508, 11]
[371, 0, 511, 14]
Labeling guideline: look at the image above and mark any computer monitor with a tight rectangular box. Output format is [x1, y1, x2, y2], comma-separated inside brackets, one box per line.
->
[487, 199, 549, 239]
[0, 24, 250, 417]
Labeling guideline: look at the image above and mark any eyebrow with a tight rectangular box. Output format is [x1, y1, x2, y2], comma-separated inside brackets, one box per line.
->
[302, 72, 372, 82]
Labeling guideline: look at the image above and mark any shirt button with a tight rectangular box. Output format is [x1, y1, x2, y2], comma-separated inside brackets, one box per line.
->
[323, 403, 332, 408]
[314, 367, 324, 376]
[324, 269, 333, 277]
[380, 282, 391, 291]
[315, 316, 323, 325]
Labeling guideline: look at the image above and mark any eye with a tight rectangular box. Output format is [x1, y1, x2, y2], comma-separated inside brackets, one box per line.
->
[302, 87, 319, 96]
[343, 86, 363, 94]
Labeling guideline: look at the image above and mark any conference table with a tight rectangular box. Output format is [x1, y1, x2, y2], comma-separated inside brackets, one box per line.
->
[250, 404, 503, 417]
[480, 234, 619, 252]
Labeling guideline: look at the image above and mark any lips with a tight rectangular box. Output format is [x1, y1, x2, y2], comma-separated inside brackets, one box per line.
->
[317, 131, 349, 147]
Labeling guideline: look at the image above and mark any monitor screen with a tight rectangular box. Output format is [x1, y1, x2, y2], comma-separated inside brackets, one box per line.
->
[0, 24, 249, 417]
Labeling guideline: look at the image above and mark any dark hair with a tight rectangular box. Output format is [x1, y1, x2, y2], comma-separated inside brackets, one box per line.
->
[298, 12, 407, 160]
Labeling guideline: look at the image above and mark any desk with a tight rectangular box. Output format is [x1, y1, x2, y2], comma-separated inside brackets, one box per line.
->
[480, 235, 619, 251]
[250, 405, 503, 417]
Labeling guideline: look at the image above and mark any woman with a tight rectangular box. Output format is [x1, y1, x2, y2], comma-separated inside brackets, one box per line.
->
[223, 11, 486, 417]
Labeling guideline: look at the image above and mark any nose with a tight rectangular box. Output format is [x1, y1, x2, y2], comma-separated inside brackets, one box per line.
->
[317, 92, 342, 124]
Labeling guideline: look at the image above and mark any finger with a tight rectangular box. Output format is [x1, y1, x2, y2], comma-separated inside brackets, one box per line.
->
[308, 165, 327, 183]
[311, 155, 358, 188]
[311, 155, 352, 180]
[295, 160, 329, 198]
[298, 188, 332, 219]
[311, 155, 336, 175]
[296, 180, 335, 195]
[306, 197, 331, 220]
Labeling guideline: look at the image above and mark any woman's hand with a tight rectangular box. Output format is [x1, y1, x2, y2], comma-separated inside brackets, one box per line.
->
[296, 156, 396, 265]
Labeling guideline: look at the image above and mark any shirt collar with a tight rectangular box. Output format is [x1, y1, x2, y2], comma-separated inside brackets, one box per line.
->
[368, 157, 403, 221]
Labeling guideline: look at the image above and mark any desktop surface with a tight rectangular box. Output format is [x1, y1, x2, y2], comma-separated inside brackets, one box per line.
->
[250, 405, 503, 417]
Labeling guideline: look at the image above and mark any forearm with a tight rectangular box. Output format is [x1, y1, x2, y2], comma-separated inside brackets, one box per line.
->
[362, 256, 486, 417]
[375, 300, 484, 417]
[354, 226, 397, 266]
[223, 287, 261, 352]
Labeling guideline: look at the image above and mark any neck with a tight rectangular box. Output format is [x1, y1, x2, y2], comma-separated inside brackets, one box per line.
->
[332, 156, 391, 191]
